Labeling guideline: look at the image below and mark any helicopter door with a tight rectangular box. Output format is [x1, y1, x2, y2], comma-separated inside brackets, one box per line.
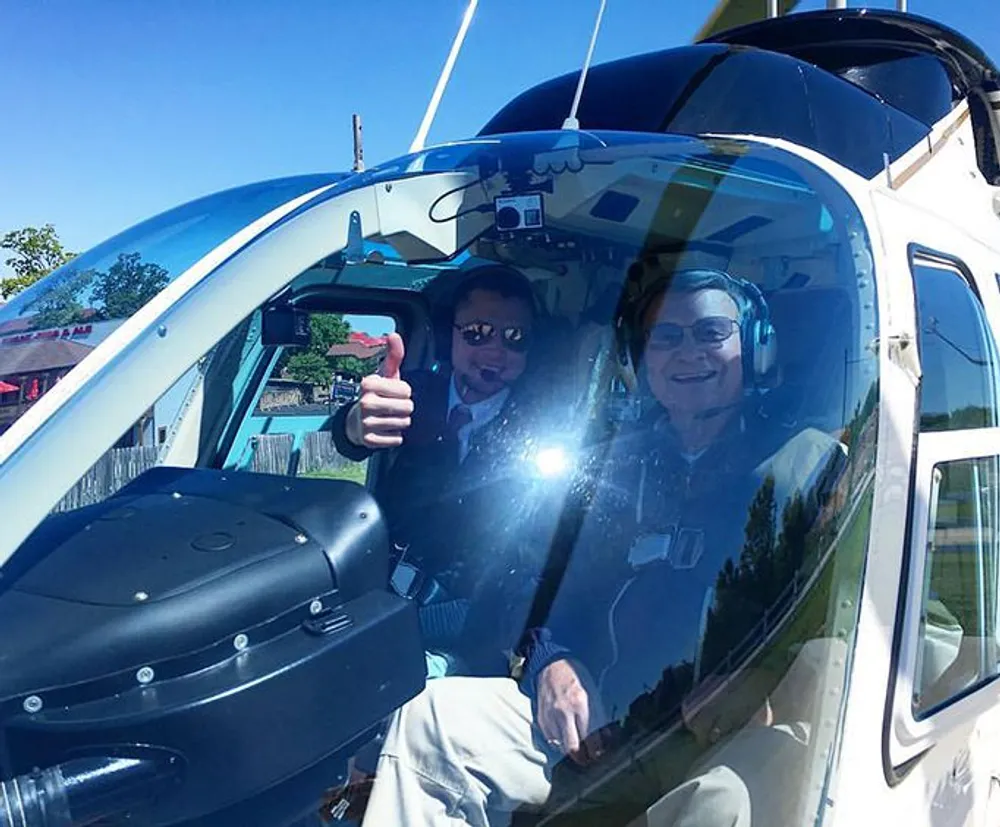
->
[886, 245, 1000, 827]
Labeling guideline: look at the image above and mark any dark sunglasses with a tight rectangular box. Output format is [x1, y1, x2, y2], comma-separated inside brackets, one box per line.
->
[454, 321, 531, 353]
[645, 316, 739, 351]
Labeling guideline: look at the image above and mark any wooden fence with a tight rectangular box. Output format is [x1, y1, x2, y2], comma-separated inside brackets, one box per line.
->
[53, 431, 362, 512]
[250, 433, 294, 475]
[250, 431, 361, 478]
[54, 445, 159, 512]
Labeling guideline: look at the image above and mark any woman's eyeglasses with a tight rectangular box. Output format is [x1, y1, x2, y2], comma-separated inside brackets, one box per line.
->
[645, 316, 739, 351]
[454, 321, 531, 353]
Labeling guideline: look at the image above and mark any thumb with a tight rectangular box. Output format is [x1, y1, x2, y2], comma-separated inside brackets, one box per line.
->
[380, 332, 404, 379]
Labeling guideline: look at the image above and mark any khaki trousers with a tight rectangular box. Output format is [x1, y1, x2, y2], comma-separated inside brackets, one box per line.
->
[360, 677, 757, 827]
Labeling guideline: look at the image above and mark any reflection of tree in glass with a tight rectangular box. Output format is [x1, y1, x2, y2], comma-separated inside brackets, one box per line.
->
[616, 402, 877, 762]
[619, 479, 819, 740]
[28, 269, 95, 329]
[622, 660, 695, 738]
[700, 480, 814, 674]
[22, 252, 169, 329]
[921, 404, 993, 431]
[90, 252, 169, 320]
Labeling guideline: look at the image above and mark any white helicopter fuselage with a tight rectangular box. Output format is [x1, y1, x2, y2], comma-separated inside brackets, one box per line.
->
[1, 9, 1000, 827]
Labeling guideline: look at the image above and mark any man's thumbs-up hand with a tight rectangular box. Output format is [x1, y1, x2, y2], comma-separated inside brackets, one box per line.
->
[380, 332, 404, 381]
[346, 332, 414, 449]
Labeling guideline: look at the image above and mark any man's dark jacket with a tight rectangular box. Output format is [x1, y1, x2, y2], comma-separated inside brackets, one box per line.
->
[330, 369, 561, 617]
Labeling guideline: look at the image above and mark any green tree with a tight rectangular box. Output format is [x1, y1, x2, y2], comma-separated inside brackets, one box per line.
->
[284, 351, 333, 386]
[335, 354, 380, 379]
[0, 224, 76, 299]
[17, 251, 169, 330]
[91, 252, 169, 319]
[308, 313, 351, 356]
[281, 313, 355, 385]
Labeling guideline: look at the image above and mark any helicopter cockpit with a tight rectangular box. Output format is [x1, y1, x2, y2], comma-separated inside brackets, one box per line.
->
[0, 126, 883, 827]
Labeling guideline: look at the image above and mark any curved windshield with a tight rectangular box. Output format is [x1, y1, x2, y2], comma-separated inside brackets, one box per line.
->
[0, 173, 343, 438]
[0, 173, 343, 336]
[2, 133, 877, 827]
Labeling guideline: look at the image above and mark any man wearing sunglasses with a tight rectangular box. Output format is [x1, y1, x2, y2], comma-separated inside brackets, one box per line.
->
[337, 264, 536, 457]
[355, 264, 848, 827]
[331, 264, 543, 671]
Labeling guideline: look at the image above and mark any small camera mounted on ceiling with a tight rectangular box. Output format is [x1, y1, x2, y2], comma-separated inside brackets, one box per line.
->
[494, 194, 544, 232]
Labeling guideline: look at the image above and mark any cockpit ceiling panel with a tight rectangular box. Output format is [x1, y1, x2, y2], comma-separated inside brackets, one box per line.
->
[494, 176, 824, 263]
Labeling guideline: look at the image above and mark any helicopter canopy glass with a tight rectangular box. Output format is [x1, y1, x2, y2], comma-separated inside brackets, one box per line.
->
[0, 130, 884, 827]
[0, 173, 345, 338]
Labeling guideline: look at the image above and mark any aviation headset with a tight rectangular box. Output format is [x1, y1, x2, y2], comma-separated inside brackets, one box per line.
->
[614, 259, 778, 394]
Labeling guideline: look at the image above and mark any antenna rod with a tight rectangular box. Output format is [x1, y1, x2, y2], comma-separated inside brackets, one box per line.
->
[767, 0, 778, 17]
[409, 0, 479, 154]
[352, 113, 364, 172]
[562, 0, 608, 131]
[897, 0, 907, 9]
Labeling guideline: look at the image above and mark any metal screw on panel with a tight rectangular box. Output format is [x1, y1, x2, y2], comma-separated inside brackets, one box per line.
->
[134, 591, 149, 603]
[294, 534, 308, 545]
[157, 325, 168, 338]
[233, 634, 249, 652]
[137, 667, 155, 685]
[310, 600, 323, 616]
[23, 696, 42, 714]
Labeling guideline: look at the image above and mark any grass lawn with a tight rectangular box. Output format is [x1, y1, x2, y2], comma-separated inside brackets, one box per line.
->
[300, 461, 368, 485]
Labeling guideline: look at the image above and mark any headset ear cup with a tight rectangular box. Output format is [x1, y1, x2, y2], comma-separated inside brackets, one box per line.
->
[755, 322, 778, 380]
[617, 329, 640, 393]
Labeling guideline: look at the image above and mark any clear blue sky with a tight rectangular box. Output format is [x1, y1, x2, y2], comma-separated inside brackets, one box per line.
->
[1, 0, 997, 259]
